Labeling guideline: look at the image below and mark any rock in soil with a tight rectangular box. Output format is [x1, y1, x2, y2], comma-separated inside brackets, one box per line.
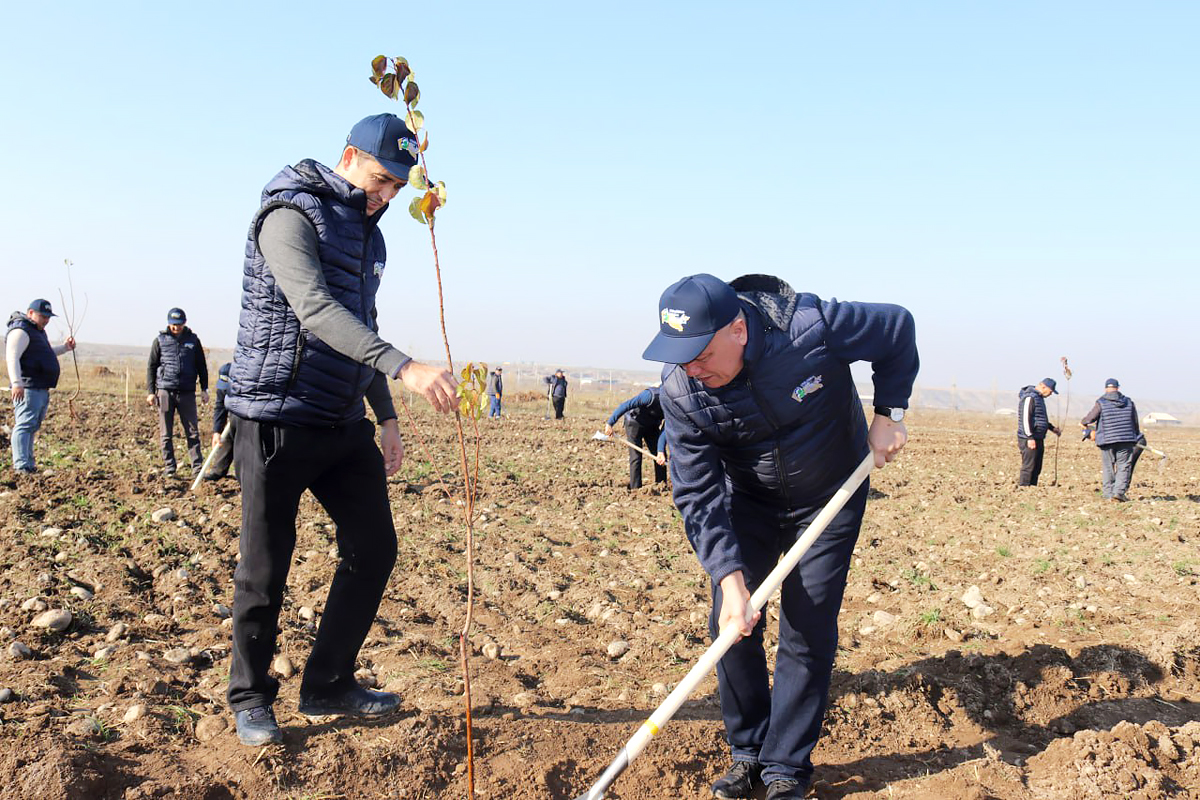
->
[31, 609, 72, 632]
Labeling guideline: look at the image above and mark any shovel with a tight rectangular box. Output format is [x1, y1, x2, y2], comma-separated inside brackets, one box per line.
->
[591, 430, 657, 461]
[190, 421, 232, 492]
[1134, 441, 1168, 468]
[574, 451, 875, 800]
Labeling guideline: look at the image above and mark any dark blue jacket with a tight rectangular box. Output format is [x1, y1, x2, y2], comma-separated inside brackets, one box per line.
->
[1083, 392, 1140, 446]
[662, 275, 918, 583]
[608, 387, 665, 430]
[150, 328, 206, 392]
[226, 159, 387, 426]
[1017, 385, 1051, 440]
[213, 362, 232, 434]
[6, 313, 60, 390]
[486, 371, 503, 397]
[549, 375, 567, 398]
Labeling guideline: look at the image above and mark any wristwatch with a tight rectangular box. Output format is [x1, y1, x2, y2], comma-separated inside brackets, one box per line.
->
[874, 406, 905, 422]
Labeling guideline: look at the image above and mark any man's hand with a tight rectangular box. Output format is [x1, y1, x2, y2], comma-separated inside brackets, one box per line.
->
[718, 571, 760, 640]
[145, 393, 158, 407]
[64, 337, 76, 351]
[379, 419, 404, 476]
[1052, 426, 1062, 437]
[867, 416, 908, 468]
[201, 390, 210, 405]
[398, 361, 458, 414]
[211, 432, 223, 449]
[655, 452, 666, 466]
[1027, 438, 1038, 450]
[10, 385, 24, 403]
[604, 422, 614, 436]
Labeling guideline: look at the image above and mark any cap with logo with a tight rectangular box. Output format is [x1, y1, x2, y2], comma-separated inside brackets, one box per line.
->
[1105, 378, 1120, 389]
[28, 299, 55, 317]
[1041, 378, 1058, 394]
[167, 308, 187, 325]
[346, 113, 420, 182]
[642, 274, 741, 364]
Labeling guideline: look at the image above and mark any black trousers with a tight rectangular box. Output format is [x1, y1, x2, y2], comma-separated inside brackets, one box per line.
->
[227, 416, 397, 711]
[157, 389, 202, 472]
[1017, 437, 1044, 486]
[625, 418, 666, 489]
[552, 396, 566, 419]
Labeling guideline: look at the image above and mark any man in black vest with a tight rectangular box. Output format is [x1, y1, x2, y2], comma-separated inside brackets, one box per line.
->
[205, 362, 234, 480]
[1016, 379, 1062, 486]
[1080, 378, 1140, 501]
[6, 299, 75, 474]
[146, 308, 209, 476]
[604, 385, 667, 488]
[225, 113, 457, 748]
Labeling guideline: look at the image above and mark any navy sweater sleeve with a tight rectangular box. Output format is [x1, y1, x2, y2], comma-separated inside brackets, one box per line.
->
[662, 387, 744, 584]
[819, 299, 918, 408]
[607, 388, 652, 426]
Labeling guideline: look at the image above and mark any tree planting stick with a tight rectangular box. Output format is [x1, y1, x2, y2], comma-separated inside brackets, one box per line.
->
[574, 451, 875, 800]
[594, 431, 657, 461]
[190, 421, 232, 492]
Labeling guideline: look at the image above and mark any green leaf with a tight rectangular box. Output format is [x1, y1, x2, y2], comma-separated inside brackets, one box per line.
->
[380, 73, 397, 100]
[369, 75, 380, 86]
[419, 133, 429, 153]
[404, 80, 420, 106]
[408, 197, 426, 223]
[371, 55, 388, 78]
[434, 181, 447, 206]
[404, 109, 424, 134]
[393, 57, 411, 83]
[408, 165, 428, 192]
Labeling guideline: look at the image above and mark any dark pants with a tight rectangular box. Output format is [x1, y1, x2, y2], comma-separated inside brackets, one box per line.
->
[1100, 443, 1135, 499]
[157, 389, 202, 472]
[710, 481, 868, 787]
[625, 418, 665, 489]
[208, 428, 235, 479]
[1017, 437, 1044, 486]
[552, 396, 566, 419]
[227, 416, 398, 711]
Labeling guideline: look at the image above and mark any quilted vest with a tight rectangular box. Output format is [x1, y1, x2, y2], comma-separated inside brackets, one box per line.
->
[155, 329, 201, 391]
[6, 313, 60, 390]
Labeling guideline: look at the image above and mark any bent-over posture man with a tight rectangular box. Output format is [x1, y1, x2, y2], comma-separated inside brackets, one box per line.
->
[1080, 378, 1140, 501]
[1016, 378, 1061, 486]
[146, 308, 209, 476]
[644, 274, 918, 799]
[604, 385, 667, 489]
[225, 113, 457, 746]
[6, 299, 75, 474]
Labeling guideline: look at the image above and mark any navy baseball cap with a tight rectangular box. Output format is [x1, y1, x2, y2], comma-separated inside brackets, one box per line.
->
[29, 299, 55, 317]
[642, 274, 741, 364]
[346, 113, 419, 181]
[1105, 378, 1120, 389]
[1041, 378, 1058, 394]
[167, 307, 187, 325]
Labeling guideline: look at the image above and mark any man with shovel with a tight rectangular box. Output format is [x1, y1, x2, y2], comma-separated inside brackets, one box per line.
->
[1080, 378, 1140, 501]
[223, 113, 458, 747]
[644, 274, 917, 800]
[604, 385, 667, 489]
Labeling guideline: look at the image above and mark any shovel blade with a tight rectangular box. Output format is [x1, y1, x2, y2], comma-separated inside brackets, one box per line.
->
[591, 431, 611, 441]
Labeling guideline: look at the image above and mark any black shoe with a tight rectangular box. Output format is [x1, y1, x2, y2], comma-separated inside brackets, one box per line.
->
[298, 685, 401, 718]
[234, 705, 282, 746]
[1114, 494, 1128, 502]
[712, 761, 763, 799]
[765, 780, 806, 799]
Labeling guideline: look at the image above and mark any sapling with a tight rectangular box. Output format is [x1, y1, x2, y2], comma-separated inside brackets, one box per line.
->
[371, 54, 486, 797]
[1051, 356, 1072, 486]
[57, 258, 89, 419]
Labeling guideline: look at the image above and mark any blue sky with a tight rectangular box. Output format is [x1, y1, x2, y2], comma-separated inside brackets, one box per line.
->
[2, 1, 1196, 401]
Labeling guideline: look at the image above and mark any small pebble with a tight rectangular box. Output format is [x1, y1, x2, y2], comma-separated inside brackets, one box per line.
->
[481, 642, 501, 660]
[606, 640, 630, 659]
[0, 688, 13, 702]
[32, 609, 73, 632]
[651, 682, 668, 695]
[163, 647, 191, 665]
[70, 586, 94, 602]
[195, 714, 228, 742]
[272, 655, 295, 678]
[94, 645, 118, 660]
[298, 606, 316, 621]
[123, 703, 146, 723]
[151, 508, 177, 523]
[66, 717, 103, 738]
[8, 641, 33, 659]
[21, 597, 47, 612]
[41, 527, 63, 538]
[213, 603, 231, 618]
[106, 623, 129, 642]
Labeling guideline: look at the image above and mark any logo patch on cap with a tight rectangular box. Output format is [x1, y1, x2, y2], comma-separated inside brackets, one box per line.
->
[791, 375, 824, 403]
[373, 261, 385, 277]
[398, 138, 419, 158]
[660, 308, 690, 332]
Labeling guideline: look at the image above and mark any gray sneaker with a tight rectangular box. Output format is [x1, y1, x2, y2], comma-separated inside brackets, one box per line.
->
[234, 705, 282, 746]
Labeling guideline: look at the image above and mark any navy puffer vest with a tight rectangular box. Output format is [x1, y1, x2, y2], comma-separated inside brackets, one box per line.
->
[662, 277, 868, 506]
[226, 159, 386, 426]
[1095, 393, 1139, 445]
[155, 329, 202, 391]
[6, 313, 60, 389]
[628, 386, 665, 429]
[1017, 385, 1050, 439]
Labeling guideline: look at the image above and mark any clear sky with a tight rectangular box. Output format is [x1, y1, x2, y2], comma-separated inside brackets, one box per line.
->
[2, 1, 1196, 401]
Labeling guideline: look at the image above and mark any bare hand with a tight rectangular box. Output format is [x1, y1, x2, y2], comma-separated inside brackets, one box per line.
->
[10, 385, 24, 403]
[145, 393, 158, 407]
[64, 337, 76, 351]
[604, 423, 614, 436]
[201, 390, 210, 405]
[379, 419, 405, 476]
[211, 432, 223, 448]
[1027, 438, 1038, 450]
[398, 361, 458, 414]
[718, 571, 759, 640]
[655, 453, 666, 466]
[867, 416, 908, 468]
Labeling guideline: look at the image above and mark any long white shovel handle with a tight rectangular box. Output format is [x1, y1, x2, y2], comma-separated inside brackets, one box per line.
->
[574, 451, 875, 800]
[190, 421, 233, 492]
[593, 430, 658, 461]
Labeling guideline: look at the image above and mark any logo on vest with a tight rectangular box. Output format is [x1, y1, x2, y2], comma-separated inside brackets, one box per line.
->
[373, 261, 385, 277]
[660, 308, 690, 332]
[791, 375, 823, 403]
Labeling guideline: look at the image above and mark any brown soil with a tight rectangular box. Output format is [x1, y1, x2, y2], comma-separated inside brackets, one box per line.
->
[1, 392, 1198, 799]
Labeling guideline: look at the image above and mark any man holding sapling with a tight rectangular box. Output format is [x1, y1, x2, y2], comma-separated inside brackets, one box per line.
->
[224, 113, 457, 747]
[643, 274, 917, 800]
[1016, 378, 1062, 486]
[6, 299, 75, 474]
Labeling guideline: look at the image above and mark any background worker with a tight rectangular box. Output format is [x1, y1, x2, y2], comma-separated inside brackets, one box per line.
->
[644, 273, 917, 800]
[224, 112, 457, 747]
[1080, 378, 1140, 501]
[205, 361, 234, 480]
[604, 385, 667, 489]
[6, 299, 76, 474]
[548, 369, 568, 419]
[146, 308, 209, 476]
[1016, 378, 1062, 486]
[486, 366, 503, 418]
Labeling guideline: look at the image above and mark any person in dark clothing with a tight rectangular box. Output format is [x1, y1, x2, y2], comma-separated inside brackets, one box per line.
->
[1016, 378, 1062, 486]
[604, 386, 667, 488]
[1080, 378, 1140, 501]
[205, 362, 234, 480]
[145, 308, 209, 476]
[548, 369, 568, 419]
[644, 274, 917, 800]
[486, 367, 503, 418]
[6, 299, 76, 473]
[223, 113, 458, 747]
